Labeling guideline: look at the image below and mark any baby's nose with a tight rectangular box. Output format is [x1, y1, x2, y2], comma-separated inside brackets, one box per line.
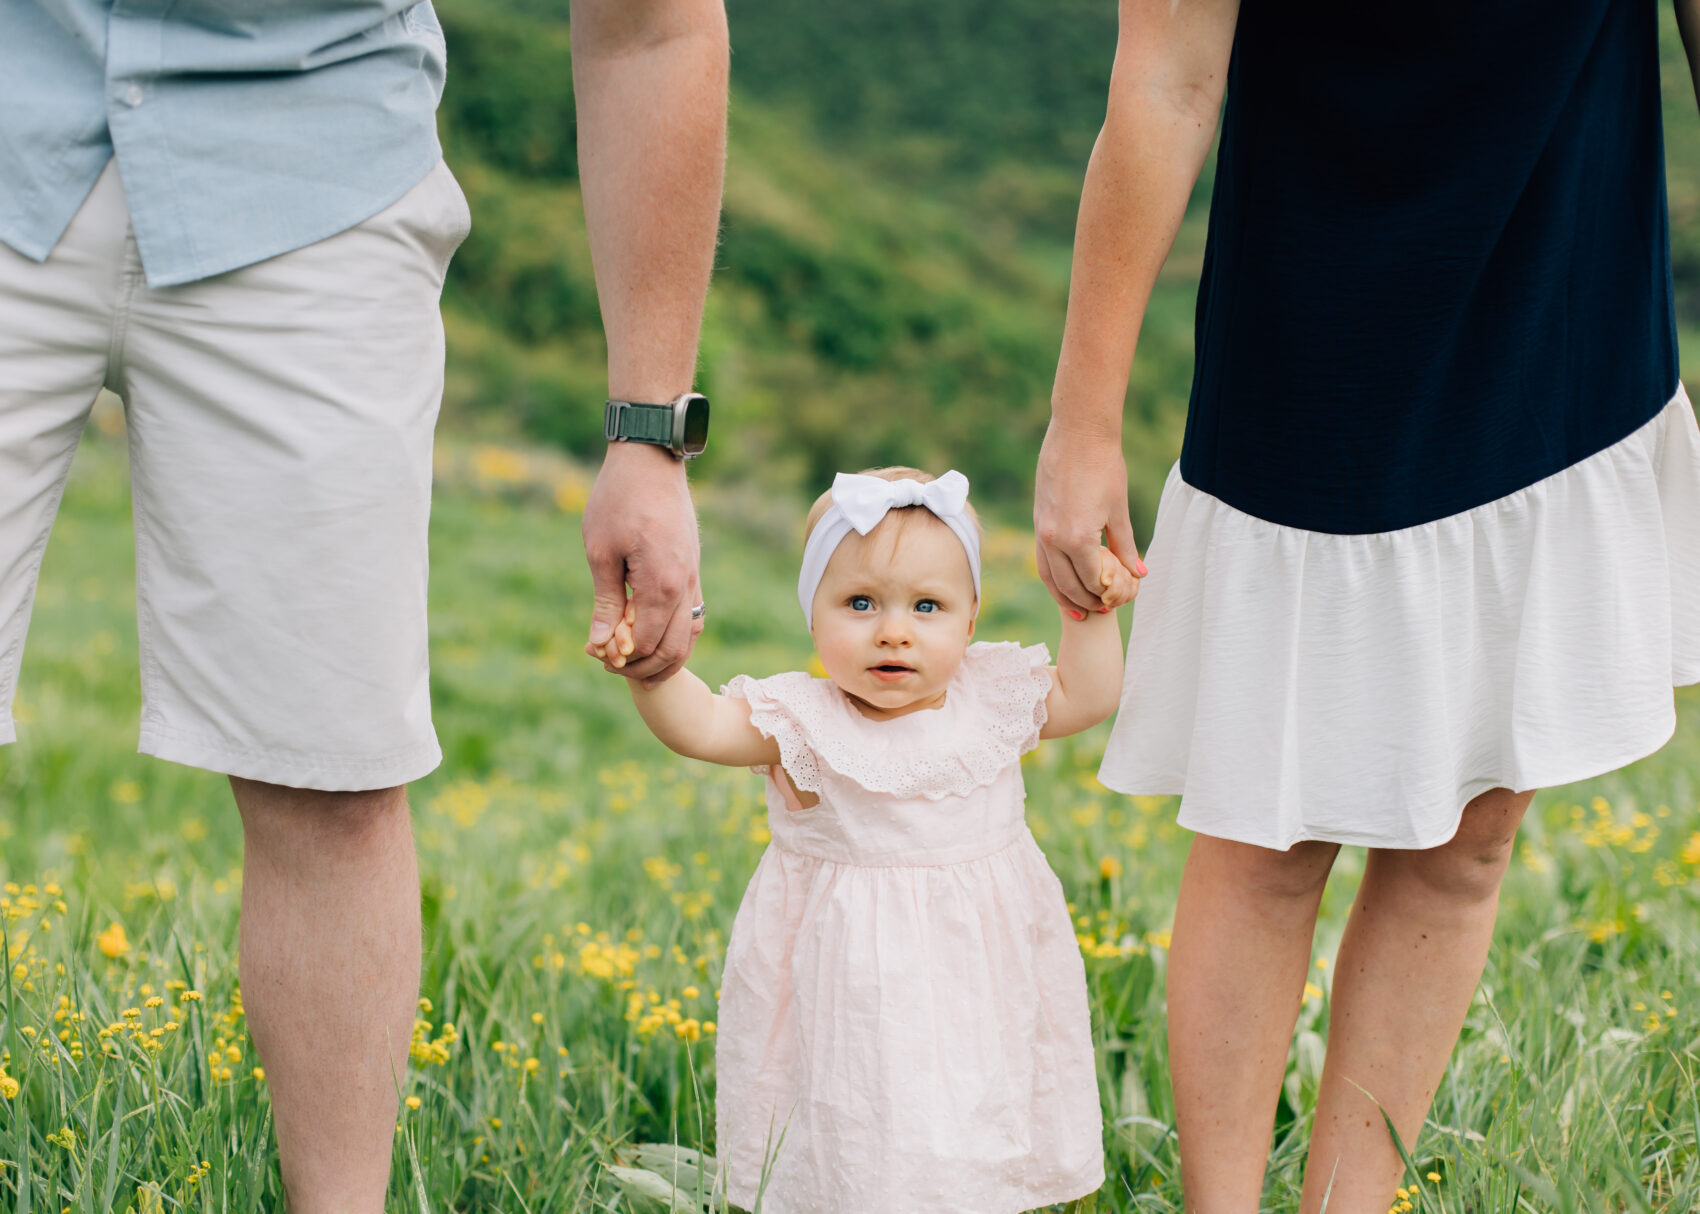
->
[875, 616, 912, 644]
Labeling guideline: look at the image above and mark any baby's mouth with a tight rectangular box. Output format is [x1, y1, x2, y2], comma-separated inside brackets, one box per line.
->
[869, 663, 915, 681]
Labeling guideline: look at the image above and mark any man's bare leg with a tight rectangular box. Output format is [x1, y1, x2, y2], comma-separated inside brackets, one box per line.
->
[233, 776, 420, 1214]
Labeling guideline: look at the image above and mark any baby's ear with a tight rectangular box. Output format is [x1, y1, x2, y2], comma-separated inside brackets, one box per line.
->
[967, 600, 978, 637]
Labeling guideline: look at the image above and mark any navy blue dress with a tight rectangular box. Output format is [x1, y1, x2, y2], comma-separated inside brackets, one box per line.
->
[1182, 0, 1678, 534]
[1100, 0, 1700, 849]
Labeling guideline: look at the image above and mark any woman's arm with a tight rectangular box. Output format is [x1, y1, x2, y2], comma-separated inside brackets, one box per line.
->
[1035, 0, 1240, 613]
[1677, 0, 1700, 109]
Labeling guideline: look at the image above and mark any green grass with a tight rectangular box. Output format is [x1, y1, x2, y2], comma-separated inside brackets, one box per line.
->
[1, 422, 1698, 1212]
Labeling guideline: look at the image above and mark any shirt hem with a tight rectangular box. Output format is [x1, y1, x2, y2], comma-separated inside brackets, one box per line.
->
[136, 146, 444, 288]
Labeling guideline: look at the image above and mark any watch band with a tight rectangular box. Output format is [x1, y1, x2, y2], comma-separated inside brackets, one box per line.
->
[604, 401, 676, 446]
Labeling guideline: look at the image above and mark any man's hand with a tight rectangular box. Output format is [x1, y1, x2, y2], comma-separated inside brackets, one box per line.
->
[582, 441, 703, 685]
[571, 0, 725, 686]
[1034, 419, 1146, 614]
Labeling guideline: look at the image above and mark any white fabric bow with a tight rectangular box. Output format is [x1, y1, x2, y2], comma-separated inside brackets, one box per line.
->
[797, 470, 981, 627]
[831, 470, 971, 534]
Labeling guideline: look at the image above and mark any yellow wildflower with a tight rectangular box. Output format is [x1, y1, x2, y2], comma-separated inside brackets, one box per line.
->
[96, 922, 130, 958]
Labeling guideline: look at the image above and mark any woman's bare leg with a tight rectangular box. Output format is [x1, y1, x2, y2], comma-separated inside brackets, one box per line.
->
[1299, 787, 1534, 1213]
[1169, 834, 1341, 1212]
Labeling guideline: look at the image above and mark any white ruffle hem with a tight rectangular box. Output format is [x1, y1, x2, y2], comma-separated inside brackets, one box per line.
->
[1100, 386, 1700, 851]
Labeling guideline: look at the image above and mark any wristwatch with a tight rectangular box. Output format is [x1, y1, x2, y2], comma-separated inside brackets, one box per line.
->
[603, 392, 710, 460]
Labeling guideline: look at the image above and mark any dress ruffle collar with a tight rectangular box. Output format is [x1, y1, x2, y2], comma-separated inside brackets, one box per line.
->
[726, 641, 1052, 801]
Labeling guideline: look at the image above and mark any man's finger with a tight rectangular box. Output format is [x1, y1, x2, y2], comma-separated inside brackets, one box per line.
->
[586, 553, 630, 648]
[626, 568, 686, 664]
[685, 572, 706, 646]
[622, 597, 695, 684]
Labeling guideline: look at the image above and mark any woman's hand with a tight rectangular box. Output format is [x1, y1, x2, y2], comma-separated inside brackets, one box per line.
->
[1035, 0, 1237, 616]
[1034, 419, 1146, 614]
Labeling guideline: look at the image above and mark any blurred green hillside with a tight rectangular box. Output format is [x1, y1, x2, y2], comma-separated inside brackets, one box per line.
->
[436, 0, 1700, 530]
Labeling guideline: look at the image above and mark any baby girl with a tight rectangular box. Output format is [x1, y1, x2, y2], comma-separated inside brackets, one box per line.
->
[593, 467, 1136, 1213]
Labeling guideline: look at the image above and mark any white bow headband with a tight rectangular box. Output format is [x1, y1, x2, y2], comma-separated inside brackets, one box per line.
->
[798, 470, 982, 627]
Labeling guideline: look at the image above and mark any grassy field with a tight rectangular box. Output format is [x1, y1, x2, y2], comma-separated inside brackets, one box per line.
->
[1, 417, 1699, 1213]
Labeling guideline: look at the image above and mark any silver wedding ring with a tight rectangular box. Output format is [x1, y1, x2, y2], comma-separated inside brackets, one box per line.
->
[690, 603, 707, 620]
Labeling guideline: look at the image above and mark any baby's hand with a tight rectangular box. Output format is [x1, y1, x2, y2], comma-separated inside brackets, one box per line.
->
[585, 599, 637, 669]
[1096, 546, 1140, 610]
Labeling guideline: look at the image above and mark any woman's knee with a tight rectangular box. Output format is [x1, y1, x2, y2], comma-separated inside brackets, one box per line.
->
[1387, 787, 1535, 903]
[1191, 833, 1340, 904]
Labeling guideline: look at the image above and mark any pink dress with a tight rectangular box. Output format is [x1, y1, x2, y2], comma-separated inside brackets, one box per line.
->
[717, 641, 1104, 1214]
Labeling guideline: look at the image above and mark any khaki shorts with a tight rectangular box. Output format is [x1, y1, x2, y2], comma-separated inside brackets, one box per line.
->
[0, 159, 470, 790]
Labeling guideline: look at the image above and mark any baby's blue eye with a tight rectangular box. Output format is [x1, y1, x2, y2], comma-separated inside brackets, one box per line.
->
[916, 599, 939, 614]
[850, 595, 873, 611]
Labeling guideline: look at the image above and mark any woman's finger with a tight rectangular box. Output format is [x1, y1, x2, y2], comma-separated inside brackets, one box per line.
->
[1104, 507, 1146, 579]
[1040, 536, 1105, 613]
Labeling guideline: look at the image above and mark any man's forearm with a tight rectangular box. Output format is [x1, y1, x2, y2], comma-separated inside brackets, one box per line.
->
[571, 0, 728, 402]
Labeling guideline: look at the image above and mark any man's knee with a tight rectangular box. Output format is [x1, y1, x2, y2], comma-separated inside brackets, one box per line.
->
[232, 776, 411, 857]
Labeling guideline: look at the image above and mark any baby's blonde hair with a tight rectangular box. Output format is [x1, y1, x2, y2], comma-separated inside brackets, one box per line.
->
[805, 466, 983, 543]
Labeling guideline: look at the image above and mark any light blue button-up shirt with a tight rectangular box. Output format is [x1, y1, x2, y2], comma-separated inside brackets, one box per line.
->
[0, 1, 447, 287]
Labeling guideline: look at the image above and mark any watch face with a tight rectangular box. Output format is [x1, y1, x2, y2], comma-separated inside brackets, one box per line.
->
[680, 395, 710, 455]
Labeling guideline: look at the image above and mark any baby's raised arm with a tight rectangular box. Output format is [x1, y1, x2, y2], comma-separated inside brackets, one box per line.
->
[1041, 547, 1131, 738]
[590, 601, 781, 767]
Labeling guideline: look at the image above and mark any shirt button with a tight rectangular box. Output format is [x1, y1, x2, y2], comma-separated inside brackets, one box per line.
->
[120, 84, 144, 107]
